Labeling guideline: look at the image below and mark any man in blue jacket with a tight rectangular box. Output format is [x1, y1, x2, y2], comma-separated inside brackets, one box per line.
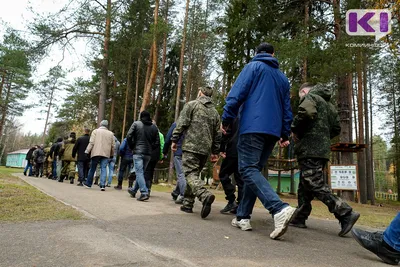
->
[222, 43, 297, 240]
[163, 122, 186, 204]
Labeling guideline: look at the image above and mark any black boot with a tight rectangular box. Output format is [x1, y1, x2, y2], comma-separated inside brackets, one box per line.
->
[70, 178, 74, 184]
[352, 228, 400, 265]
[128, 180, 133, 188]
[114, 181, 122, 190]
[338, 211, 360, 237]
[220, 202, 238, 214]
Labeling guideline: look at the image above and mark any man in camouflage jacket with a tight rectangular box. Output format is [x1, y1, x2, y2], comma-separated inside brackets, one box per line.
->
[59, 132, 77, 184]
[172, 86, 221, 219]
[291, 83, 359, 237]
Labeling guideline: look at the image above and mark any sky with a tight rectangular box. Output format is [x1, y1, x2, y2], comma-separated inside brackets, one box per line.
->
[0, 0, 94, 135]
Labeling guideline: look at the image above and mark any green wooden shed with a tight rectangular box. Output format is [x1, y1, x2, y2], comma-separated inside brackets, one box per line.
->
[6, 149, 29, 168]
[268, 170, 300, 193]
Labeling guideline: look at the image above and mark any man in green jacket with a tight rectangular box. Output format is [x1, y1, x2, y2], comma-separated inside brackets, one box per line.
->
[172, 86, 221, 219]
[290, 83, 360, 237]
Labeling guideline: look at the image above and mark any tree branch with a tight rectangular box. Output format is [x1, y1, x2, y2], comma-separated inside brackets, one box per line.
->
[92, 0, 107, 11]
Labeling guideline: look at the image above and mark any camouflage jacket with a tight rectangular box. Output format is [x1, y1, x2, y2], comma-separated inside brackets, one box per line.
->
[172, 95, 221, 156]
[291, 86, 341, 160]
[60, 138, 77, 162]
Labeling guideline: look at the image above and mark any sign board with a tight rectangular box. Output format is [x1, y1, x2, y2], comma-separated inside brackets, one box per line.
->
[330, 165, 358, 190]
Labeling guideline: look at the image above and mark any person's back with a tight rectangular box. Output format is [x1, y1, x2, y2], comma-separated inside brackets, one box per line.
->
[176, 95, 220, 156]
[88, 126, 114, 158]
[61, 137, 77, 161]
[127, 120, 159, 156]
[223, 50, 291, 139]
[292, 86, 338, 160]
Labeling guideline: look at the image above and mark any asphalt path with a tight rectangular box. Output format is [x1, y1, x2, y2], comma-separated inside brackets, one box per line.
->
[0, 174, 387, 267]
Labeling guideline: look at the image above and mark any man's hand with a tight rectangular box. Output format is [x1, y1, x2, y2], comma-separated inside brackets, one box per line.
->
[220, 123, 229, 135]
[210, 154, 219, 163]
[278, 138, 290, 148]
[219, 152, 226, 159]
[163, 154, 168, 159]
[171, 143, 177, 152]
[291, 132, 299, 143]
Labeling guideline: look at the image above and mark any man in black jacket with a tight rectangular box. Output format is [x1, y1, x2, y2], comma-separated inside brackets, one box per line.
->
[23, 146, 37, 176]
[73, 128, 91, 186]
[126, 111, 160, 201]
[219, 118, 243, 214]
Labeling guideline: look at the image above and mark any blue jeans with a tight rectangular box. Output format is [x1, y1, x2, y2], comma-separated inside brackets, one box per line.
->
[107, 158, 116, 185]
[173, 156, 186, 196]
[132, 154, 151, 194]
[384, 212, 400, 252]
[86, 156, 109, 187]
[52, 160, 57, 178]
[24, 162, 33, 176]
[237, 133, 288, 219]
[118, 157, 133, 182]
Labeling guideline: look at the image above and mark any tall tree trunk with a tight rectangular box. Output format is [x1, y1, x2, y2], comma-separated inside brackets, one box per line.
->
[352, 74, 358, 141]
[144, 47, 153, 99]
[222, 73, 226, 97]
[392, 76, 400, 201]
[302, 0, 310, 82]
[369, 67, 374, 199]
[0, 70, 5, 100]
[109, 79, 116, 131]
[121, 52, 132, 140]
[134, 50, 142, 120]
[98, 0, 112, 126]
[198, 0, 209, 81]
[185, 0, 197, 103]
[357, 49, 367, 204]
[0, 74, 13, 138]
[42, 87, 54, 143]
[153, 0, 169, 123]
[174, 0, 190, 123]
[333, 0, 354, 201]
[141, 0, 159, 112]
[363, 54, 374, 204]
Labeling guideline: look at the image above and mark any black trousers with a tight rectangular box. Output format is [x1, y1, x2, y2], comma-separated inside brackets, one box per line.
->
[219, 156, 243, 204]
[297, 158, 352, 221]
[118, 157, 133, 183]
[144, 160, 158, 191]
[35, 162, 43, 177]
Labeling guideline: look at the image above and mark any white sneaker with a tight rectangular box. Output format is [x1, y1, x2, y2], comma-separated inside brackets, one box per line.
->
[270, 206, 297, 240]
[231, 218, 252, 231]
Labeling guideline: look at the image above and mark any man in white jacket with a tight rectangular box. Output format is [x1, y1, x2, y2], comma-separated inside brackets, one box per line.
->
[84, 120, 115, 191]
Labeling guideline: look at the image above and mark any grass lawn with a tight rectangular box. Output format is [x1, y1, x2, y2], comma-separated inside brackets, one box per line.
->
[0, 166, 82, 222]
[152, 182, 398, 229]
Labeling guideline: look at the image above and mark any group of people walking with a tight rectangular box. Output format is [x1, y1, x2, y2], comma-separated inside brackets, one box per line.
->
[24, 42, 399, 265]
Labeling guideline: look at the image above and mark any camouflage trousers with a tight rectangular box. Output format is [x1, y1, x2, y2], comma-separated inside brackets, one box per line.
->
[182, 152, 212, 209]
[297, 158, 352, 221]
[46, 161, 53, 177]
[61, 161, 76, 179]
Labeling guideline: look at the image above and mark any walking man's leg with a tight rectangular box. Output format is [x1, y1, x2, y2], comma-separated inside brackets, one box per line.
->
[77, 161, 84, 186]
[182, 152, 215, 219]
[85, 157, 99, 188]
[107, 159, 115, 186]
[115, 158, 128, 189]
[99, 157, 108, 190]
[130, 155, 149, 201]
[219, 157, 239, 213]
[52, 160, 57, 180]
[299, 158, 359, 236]
[236, 134, 297, 240]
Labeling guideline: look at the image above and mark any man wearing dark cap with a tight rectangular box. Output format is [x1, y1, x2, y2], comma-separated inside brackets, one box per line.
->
[222, 42, 296, 240]
[84, 120, 115, 191]
[172, 86, 221, 219]
[49, 138, 63, 180]
[126, 111, 160, 201]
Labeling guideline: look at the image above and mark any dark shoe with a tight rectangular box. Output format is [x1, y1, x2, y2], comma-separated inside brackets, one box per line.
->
[106, 184, 111, 188]
[83, 183, 91, 189]
[23, 171, 26, 176]
[128, 189, 137, 198]
[201, 194, 215, 219]
[220, 202, 238, 214]
[230, 204, 238, 214]
[100, 186, 105, 191]
[171, 191, 178, 201]
[137, 194, 149, 201]
[338, 211, 360, 237]
[114, 185, 122, 190]
[58, 179, 63, 183]
[70, 178, 74, 184]
[77, 182, 83, 187]
[148, 190, 151, 197]
[290, 218, 307, 229]
[352, 228, 400, 265]
[180, 206, 193, 213]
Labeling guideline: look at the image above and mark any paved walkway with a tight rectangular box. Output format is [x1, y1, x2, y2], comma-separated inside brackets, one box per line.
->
[0, 174, 385, 267]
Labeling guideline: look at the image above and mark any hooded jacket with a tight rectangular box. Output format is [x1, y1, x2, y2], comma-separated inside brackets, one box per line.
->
[172, 95, 221, 156]
[126, 118, 160, 156]
[291, 86, 341, 160]
[222, 53, 292, 140]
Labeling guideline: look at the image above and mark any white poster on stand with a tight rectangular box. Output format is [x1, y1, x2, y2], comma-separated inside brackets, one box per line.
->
[330, 165, 358, 190]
